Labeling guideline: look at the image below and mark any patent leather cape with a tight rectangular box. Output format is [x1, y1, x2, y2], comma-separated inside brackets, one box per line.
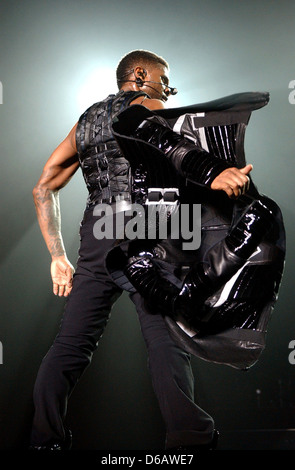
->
[105, 92, 286, 370]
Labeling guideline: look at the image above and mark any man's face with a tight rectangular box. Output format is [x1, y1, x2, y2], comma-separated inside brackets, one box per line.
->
[143, 65, 170, 102]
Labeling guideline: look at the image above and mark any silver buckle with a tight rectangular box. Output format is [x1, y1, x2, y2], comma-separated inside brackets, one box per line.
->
[146, 187, 179, 205]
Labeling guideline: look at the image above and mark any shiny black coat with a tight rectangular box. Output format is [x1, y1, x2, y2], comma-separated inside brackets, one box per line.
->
[106, 92, 285, 370]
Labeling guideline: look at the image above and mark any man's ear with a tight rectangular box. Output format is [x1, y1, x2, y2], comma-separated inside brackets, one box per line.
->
[134, 66, 147, 80]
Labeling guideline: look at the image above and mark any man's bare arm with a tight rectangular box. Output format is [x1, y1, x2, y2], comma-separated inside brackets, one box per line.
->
[32, 123, 79, 297]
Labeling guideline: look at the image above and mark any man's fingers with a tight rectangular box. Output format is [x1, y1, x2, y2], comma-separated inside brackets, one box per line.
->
[224, 168, 252, 197]
[211, 165, 253, 199]
[232, 186, 241, 199]
[240, 164, 253, 175]
[239, 167, 251, 193]
[59, 285, 65, 297]
[52, 273, 71, 297]
[222, 184, 236, 198]
[221, 173, 247, 195]
[240, 176, 250, 194]
[53, 282, 71, 297]
[244, 175, 250, 192]
[64, 285, 72, 297]
[230, 172, 249, 189]
[51, 258, 74, 297]
[66, 267, 74, 287]
[53, 282, 64, 296]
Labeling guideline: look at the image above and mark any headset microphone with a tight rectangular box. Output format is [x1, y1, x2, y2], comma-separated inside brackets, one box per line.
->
[144, 81, 178, 96]
[118, 69, 178, 97]
[166, 86, 178, 96]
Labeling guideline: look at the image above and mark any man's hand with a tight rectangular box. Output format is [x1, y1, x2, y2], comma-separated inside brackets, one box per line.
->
[50, 256, 75, 297]
[210, 164, 253, 198]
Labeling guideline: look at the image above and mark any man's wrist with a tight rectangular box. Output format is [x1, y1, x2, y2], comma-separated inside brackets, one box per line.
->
[51, 253, 67, 261]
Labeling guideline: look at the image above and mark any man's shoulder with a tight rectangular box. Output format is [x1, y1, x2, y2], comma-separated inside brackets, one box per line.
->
[82, 94, 115, 112]
[77, 94, 116, 123]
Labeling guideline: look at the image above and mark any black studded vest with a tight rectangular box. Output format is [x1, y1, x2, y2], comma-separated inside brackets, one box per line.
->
[76, 90, 148, 208]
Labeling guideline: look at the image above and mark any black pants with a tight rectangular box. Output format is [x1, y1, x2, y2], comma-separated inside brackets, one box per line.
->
[30, 209, 214, 449]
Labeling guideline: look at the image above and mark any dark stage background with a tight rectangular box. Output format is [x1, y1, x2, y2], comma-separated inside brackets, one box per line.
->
[0, 0, 294, 451]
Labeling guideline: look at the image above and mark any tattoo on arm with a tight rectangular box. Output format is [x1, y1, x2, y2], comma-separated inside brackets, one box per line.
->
[33, 170, 66, 258]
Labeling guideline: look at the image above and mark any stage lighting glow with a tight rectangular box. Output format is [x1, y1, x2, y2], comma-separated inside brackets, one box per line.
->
[76, 66, 117, 112]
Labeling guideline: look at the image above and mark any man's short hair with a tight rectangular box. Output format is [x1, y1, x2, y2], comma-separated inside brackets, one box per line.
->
[116, 49, 169, 89]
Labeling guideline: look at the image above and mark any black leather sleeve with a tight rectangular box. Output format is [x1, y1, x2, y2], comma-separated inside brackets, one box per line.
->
[168, 141, 231, 186]
[133, 118, 231, 187]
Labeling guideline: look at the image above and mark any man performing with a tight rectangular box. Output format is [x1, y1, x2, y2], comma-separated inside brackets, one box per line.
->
[30, 49, 254, 451]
